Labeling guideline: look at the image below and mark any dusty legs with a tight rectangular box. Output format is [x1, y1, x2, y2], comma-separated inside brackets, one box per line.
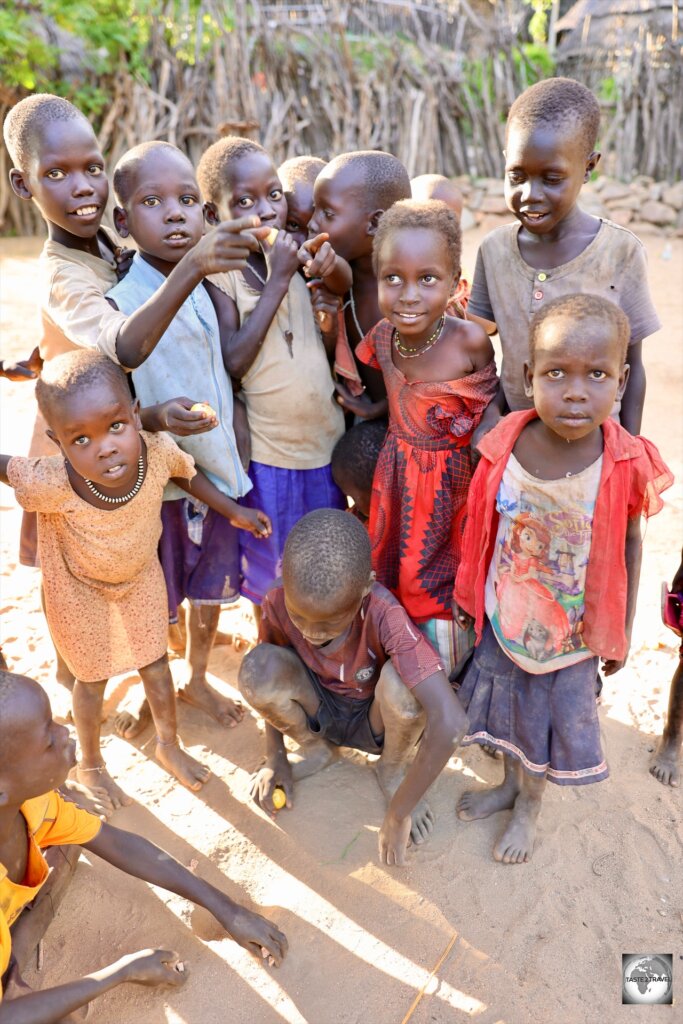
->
[239, 644, 338, 780]
[74, 655, 209, 803]
[650, 653, 683, 787]
[457, 754, 546, 863]
[373, 663, 434, 844]
[116, 603, 244, 738]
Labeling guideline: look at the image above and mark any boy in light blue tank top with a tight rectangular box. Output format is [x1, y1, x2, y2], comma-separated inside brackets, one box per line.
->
[108, 141, 270, 737]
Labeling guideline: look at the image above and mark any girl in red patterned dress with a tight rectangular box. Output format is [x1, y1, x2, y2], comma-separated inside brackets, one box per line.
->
[354, 200, 498, 672]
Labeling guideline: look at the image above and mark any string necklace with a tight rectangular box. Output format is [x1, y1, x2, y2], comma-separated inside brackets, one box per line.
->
[347, 287, 365, 341]
[246, 250, 294, 358]
[83, 454, 145, 504]
[393, 315, 445, 359]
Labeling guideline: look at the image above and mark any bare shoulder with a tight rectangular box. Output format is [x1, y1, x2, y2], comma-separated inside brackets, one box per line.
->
[445, 316, 494, 369]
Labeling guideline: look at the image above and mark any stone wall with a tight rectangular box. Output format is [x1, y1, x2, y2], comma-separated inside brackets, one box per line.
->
[455, 176, 683, 237]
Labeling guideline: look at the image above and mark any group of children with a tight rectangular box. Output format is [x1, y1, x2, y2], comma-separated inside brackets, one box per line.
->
[0, 75, 678, 1020]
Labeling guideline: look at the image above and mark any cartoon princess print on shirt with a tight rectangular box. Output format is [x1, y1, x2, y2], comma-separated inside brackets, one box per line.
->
[496, 512, 571, 659]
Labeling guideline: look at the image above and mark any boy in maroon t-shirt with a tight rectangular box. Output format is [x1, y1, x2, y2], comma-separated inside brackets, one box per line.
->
[239, 509, 468, 867]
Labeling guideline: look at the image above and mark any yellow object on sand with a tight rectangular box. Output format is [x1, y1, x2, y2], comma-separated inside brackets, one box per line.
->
[272, 787, 286, 810]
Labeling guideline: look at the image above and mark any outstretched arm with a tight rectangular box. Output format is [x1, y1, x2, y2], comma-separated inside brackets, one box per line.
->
[0, 949, 186, 1024]
[379, 672, 468, 866]
[113, 218, 264, 369]
[84, 824, 288, 964]
[171, 469, 270, 538]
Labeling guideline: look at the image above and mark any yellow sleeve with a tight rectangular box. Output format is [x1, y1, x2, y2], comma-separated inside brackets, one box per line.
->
[24, 791, 102, 849]
[0, 907, 11, 1000]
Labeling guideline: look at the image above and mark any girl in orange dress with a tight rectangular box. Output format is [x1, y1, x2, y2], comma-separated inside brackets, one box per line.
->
[355, 200, 498, 671]
[1, 351, 269, 810]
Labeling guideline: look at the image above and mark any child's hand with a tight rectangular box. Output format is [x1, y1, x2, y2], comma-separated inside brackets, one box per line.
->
[310, 282, 341, 336]
[250, 762, 294, 814]
[452, 601, 474, 631]
[195, 216, 264, 275]
[213, 902, 289, 967]
[298, 232, 337, 279]
[601, 654, 627, 676]
[268, 229, 300, 283]
[334, 380, 384, 419]
[114, 245, 136, 280]
[159, 397, 218, 435]
[378, 810, 412, 867]
[118, 948, 188, 988]
[0, 346, 43, 381]
[232, 506, 272, 539]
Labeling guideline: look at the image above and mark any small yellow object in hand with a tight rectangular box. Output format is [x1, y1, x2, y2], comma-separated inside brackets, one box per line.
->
[190, 402, 216, 418]
[265, 227, 279, 246]
[272, 786, 286, 810]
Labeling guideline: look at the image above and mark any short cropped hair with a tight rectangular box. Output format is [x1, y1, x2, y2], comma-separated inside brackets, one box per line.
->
[326, 151, 411, 212]
[113, 140, 190, 205]
[197, 136, 267, 205]
[411, 174, 463, 218]
[331, 420, 387, 494]
[283, 509, 371, 604]
[36, 350, 131, 428]
[278, 156, 326, 193]
[507, 78, 601, 157]
[372, 199, 462, 279]
[529, 294, 630, 363]
[3, 93, 89, 169]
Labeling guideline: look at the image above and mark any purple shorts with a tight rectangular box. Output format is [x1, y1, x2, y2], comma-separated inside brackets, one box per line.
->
[159, 498, 240, 623]
[239, 460, 346, 605]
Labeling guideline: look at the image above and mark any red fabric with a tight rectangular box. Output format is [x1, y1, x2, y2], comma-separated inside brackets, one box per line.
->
[357, 319, 498, 622]
[259, 581, 443, 700]
[454, 411, 673, 660]
[333, 309, 364, 397]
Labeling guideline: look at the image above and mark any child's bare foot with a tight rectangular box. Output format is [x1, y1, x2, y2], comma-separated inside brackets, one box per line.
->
[115, 698, 153, 739]
[155, 738, 211, 791]
[290, 740, 338, 780]
[60, 777, 114, 818]
[375, 760, 435, 844]
[457, 778, 519, 821]
[74, 764, 132, 810]
[649, 735, 681, 787]
[493, 803, 538, 864]
[177, 677, 245, 728]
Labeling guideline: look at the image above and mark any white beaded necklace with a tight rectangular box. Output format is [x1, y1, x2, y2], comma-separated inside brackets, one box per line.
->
[83, 454, 145, 504]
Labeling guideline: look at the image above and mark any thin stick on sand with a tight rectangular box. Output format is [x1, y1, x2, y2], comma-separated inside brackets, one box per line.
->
[400, 930, 458, 1024]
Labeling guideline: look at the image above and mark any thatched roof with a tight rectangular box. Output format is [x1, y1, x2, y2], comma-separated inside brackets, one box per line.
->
[555, 0, 681, 53]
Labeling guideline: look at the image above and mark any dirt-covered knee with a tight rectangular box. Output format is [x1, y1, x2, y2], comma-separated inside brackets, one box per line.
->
[377, 661, 424, 722]
[238, 643, 286, 705]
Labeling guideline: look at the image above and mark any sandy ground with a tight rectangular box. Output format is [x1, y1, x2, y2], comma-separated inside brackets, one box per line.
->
[0, 227, 681, 1024]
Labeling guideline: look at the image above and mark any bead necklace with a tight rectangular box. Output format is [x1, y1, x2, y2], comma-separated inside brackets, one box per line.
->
[393, 315, 445, 359]
[83, 454, 145, 504]
[246, 251, 294, 358]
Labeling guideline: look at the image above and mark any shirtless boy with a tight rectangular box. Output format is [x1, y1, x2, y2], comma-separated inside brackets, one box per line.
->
[239, 509, 468, 867]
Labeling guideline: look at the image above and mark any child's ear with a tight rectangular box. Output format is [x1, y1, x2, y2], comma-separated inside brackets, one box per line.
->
[131, 398, 143, 431]
[362, 569, 376, 598]
[45, 428, 63, 452]
[584, 150, 601, 182]
[204, 201, 220, 226]
[616, 362, 630, 400]
[367, 210, 384, 237]
[9, 168, 33, 201]
[113, 206, 130, 239]
[523, 362, 534, 398]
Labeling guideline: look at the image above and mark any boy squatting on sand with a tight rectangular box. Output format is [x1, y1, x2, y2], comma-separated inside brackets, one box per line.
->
[239, 509, 469, 867]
